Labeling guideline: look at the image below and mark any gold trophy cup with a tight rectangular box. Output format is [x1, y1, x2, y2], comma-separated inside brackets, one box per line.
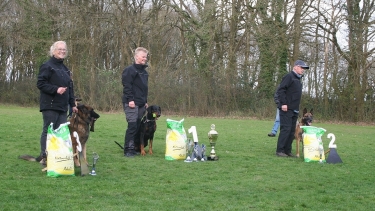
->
[208, 124, 218, 161]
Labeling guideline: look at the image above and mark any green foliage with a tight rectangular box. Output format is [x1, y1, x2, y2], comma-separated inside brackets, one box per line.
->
[1, 105, 375, 210]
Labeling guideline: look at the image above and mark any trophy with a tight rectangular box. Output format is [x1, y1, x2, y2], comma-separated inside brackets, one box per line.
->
[90, 152, 99, 175]
[184, 139, 194, 162]
[208, 124, 218, 161]
[201, 144, 206, 161]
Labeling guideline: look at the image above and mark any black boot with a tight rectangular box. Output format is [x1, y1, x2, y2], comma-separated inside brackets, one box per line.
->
[124, 122, 137, 157]
[35, 152, 47, 166]
[125, 139, 135, 157]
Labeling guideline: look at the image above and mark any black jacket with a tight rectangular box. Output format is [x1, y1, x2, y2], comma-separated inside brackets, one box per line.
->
[277, 71, 302, 111]
[37, 56, 75, 112]
[122, 63, 148, 107]
[274, 85, 280, 105]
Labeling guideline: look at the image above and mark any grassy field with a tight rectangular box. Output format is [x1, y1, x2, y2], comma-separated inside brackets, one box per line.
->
[0, 105, 374, 211]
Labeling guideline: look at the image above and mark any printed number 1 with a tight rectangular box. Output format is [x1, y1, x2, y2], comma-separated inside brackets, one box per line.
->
[188, 126, 199, 144]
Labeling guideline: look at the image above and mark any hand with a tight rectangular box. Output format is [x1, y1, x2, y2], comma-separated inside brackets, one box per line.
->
[282, 105, 288, 111]
[57, 87, 67, 95]
[129, 101, 135, 108]
[145, 103, 148, 108]
[72, 106, 78, 113]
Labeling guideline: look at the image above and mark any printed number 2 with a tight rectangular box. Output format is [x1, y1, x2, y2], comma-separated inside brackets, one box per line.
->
[327, 133, 337, 149]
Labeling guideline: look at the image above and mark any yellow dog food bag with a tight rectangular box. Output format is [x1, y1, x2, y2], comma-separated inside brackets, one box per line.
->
[165, 118, 187, 160]
[301, 126, 326, 163]
[46, 122, 75, 177]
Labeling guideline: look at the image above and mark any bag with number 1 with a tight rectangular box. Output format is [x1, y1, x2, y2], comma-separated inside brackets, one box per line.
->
[165, 118, 187, 160]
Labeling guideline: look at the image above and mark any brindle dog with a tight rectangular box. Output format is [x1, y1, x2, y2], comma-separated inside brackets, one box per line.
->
[69, 104, 100, 167]
[19, 104, 99, 172]
[295, 108, 313, 158]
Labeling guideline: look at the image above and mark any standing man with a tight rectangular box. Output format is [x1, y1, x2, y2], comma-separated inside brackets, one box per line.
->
[122, 47, 149, 157]
[275, 60, 309, 157]
[37, 41, 78, 163]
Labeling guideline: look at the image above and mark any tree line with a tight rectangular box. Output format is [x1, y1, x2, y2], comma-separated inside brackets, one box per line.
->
[0, 0, 374, 122]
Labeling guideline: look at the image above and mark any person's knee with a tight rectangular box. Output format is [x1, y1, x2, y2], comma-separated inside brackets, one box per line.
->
[127, 122, 138, 131]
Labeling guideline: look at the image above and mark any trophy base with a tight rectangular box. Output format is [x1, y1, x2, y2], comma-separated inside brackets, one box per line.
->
[207, 156, 219, 161]
[184, 156, 193, 163]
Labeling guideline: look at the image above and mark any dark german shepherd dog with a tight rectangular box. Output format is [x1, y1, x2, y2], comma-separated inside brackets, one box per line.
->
[69, 104, 100, 167]
[19, 104, 100, 171]
[295, 108, 313, 158]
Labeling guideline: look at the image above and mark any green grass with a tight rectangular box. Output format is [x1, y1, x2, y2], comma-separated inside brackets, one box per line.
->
[1, 105, 374, 210]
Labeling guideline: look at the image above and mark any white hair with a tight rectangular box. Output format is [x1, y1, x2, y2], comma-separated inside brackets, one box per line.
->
[49, 41, 67, 57]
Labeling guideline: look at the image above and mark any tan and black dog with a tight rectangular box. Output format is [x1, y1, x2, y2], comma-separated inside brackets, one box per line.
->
[295, 108, 313, 158]
[19, 104, 99, 172]
[136, 105, 161, 156]
[114, 105, 161, 156]
[69, 104, 100, 167]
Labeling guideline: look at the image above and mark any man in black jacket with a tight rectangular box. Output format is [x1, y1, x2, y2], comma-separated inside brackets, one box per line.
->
[122, 47, 149, 157]
[36, 41, 78, 163]
[275, 60, 309, 157]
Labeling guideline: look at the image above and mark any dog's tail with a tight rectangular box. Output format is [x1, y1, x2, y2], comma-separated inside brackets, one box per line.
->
[114, 141, 124, 149]
[18, 155, 39, 162]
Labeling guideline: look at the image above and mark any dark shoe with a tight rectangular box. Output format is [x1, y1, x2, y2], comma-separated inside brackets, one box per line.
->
[125, 150, 138, 157]
[268, 133, 276, 137]
[275, 152, 288, 157]
[35, 155, 43, 162]
[36, 153, 47, 162]
[286, 153, 296, 157]
[40, 158, 47, 167]
[125, 152, 135, 157]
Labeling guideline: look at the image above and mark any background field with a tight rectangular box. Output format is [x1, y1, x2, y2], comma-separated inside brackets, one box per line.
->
[0, 105, 374, 211]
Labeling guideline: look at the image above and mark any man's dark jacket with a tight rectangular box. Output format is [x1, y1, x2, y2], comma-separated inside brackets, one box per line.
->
[37, 56, 75, 112]
[122, 63, 148, 107]
[276, 71, 302, 111]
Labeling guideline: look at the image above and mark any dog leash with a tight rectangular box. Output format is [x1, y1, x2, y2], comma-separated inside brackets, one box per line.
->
[71, 113, 79, 129]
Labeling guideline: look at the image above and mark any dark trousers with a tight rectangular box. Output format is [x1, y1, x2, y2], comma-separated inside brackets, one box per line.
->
[276, 110, 298, 154]
[123, 103, 146, 154]
[40, 110, 67, 157]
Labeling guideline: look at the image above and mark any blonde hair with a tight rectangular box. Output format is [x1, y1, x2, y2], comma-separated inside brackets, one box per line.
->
[49, 41, 67, 56]
[134, 47, 148, 58]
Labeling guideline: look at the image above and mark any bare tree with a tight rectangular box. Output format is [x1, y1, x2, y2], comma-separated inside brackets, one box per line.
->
[316, 0, 375, 121]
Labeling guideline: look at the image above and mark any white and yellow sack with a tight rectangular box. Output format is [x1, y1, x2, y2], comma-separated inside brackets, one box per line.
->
[165, 118, 187, 160]
[46, 122, 75, 177]
[301, 126, 326, 163]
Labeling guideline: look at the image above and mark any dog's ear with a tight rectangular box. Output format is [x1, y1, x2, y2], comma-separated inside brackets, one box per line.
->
[147, 106, 152, 113]
[310, 108, 313, 115]
[302, 108, 307, 115]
